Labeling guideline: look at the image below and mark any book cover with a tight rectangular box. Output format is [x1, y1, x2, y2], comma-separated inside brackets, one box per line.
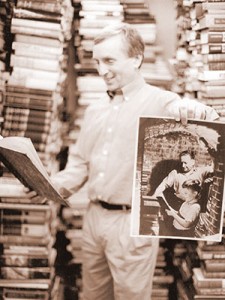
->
[0, 136, 70, 206]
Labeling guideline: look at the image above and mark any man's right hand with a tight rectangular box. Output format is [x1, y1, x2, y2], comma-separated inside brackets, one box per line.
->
[23, 187, 48, 204]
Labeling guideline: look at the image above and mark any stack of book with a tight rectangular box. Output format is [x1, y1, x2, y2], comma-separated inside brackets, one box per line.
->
[195, 0, 225, 119]
[0, 135, 70, 299]
[192, 236, 225, 299]
[122, 0, 173, 90]
[0, 0, 15, 130]
[171, 240, 200, 299]
[170, 0, 195, 98]
[172, 0, 225, 120]
[73, 0, 123, 131]
[152, 239, 175, 300]
[0, 199, 61, 300]
[61, 187, 90, 299]
[0, 0, 74, 298]
[1, 0, 74, 174]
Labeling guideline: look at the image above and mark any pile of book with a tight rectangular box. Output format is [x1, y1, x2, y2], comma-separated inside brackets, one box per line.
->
[0, 0, 15, 129]
[1, 0, 74, 174]
[0, 134, 71, 299]
[73, 0, 124, 131]
[122, 0, 173, 90]
[170, 0, 193, 95]
[152, 239, 175, 300]
[61, 187, 90, 299]
[0, 200, 61, 300]
[172, 0, 225, 120]
[192, 236, 225, 299]
[170, 217, 225, 299]
[171, 240, 200, 299]
[195, 0, 225, 120]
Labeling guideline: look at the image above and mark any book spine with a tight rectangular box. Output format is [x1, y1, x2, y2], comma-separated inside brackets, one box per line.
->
[13, 8, 62, 22]
[10, 55, 60, 72]
[200, 14, 225, 30]
[3, 114, 51, 126]
[3, 121, 50, 133]
[194, 278, 225, 288]
[0, 215, 48, 224]
[11, 17, 61, 30]
[14, 33, 61, 47]
[0, 255, 49, 267]
[5, 96, 53, 110]
[198, 70, 225, 80]
[3, 289, 49, 300]
[16, 0, 62, 14]
[0, 223, 49, 237]
[6, 85, 53, 96]
[204, 260, 225, 272]
[0, 266, 52, 279]
[207, 32, 225, 43]
[208, 61, 225, 70]
[1, 130, 49, 143]
[203, 53, 225, 62]
[203, 44, 225, 54]
[11, 25, 62, 39]
[4, 107, 52, 119]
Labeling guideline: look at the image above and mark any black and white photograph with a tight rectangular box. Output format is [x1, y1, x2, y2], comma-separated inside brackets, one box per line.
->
[131, 117, 225, 241]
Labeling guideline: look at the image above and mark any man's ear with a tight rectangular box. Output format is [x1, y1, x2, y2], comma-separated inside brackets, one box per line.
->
[133, 54, 143, 69]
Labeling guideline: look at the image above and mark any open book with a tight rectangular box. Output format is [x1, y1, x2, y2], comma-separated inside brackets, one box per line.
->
[0, 136, 70, 207]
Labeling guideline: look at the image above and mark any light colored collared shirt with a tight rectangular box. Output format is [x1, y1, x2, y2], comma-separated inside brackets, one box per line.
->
[52, 76, 218, 205]
[160, 165, 214, 201]
[173, 201, 201, 230]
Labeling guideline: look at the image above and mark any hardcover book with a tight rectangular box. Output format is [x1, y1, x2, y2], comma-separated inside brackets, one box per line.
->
[0, 136, 70, 206]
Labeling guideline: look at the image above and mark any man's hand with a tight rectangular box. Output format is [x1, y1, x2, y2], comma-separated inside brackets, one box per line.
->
[171, 98, 208, 125]
[23, 185, 72, 204]
[24, 187, 48, 204]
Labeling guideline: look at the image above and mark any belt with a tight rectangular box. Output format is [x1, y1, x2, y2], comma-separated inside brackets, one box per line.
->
[97, 200, 131, 211]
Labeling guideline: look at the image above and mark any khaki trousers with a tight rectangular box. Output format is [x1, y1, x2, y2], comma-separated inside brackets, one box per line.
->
[82, 202, 159, 300]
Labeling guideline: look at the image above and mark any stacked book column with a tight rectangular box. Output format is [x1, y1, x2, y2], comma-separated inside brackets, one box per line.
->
[0, 0, 74, 298]
[170, 1, 225, 299]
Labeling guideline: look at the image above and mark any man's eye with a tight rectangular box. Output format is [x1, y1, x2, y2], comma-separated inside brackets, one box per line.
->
[105, 59, 115, 64]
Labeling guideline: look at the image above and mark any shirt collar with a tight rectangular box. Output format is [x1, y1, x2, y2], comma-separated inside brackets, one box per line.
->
[121, 75, 146, 102]
[107, 75, 146, 102]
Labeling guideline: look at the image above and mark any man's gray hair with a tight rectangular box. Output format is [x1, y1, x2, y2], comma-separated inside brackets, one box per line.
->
[94, 22, 145, 59]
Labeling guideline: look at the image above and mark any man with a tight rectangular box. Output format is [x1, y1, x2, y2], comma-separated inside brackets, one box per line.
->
[27, 23, 219, 299]
[152, 149, 214, 205]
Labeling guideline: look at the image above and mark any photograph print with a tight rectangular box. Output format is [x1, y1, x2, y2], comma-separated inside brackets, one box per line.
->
[131, 117, 225, 241]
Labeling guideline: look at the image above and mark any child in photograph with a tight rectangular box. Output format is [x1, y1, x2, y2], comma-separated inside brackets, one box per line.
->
[166, 179, 201, 238]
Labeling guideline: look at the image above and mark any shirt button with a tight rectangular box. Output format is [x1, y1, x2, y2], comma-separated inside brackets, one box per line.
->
[124, 96, 129, 101]
[99, 172, 105, 178]
[107, 127, 112, 133]
[113, 105, 119, 110]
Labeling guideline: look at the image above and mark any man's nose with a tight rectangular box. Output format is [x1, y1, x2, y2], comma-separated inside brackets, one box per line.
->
[98, 63, 108, 76]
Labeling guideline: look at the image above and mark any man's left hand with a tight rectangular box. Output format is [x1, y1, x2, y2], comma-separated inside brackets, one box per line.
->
[171, 98, 208, 125]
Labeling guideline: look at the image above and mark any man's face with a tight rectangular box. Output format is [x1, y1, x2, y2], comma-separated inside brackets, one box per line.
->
[93, 34, 140, 91]
[180, 154, 195, 173]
